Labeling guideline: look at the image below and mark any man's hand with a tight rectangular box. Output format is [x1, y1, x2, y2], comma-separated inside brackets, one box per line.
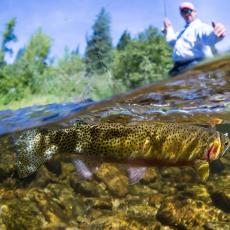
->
[163, 18, 172, 31]
[212, 21, 226, 38]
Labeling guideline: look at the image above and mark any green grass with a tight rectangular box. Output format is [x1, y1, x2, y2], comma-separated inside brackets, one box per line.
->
[0, 94, 69, 110]
[0, 73, 126, 111]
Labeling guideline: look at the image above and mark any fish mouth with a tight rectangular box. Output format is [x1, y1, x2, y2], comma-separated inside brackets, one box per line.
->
[204, 135, 221, 161]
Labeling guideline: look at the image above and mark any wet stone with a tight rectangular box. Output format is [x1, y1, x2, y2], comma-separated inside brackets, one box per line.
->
[87, 216, 144, 230]
[96, 163, 129, 197]
[129, 184, 155, 196]
[26, 165, 53, 188]
[175, 184, 210, 202]
[1, 199, 45, 229]
[156, 198, 215, 229]
[0, 153, 16, 182]
[45, 158, 62, 176]
[204, 222, 230, 230]
[0, 188, 15, 200]
[58, 162, 76, 180]
[70, 175, 100, 197]
[148, 194, 164, 208]
[126, 204, 157, 222]
[84, 197, 112, 210]
[124, 195, 148, 206]
[159, 167, 182, 180]
[209, 191, 230, 213]
[142, 167, 158, 184]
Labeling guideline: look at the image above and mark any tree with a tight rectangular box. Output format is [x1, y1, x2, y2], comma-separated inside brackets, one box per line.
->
[15, 47, 25, 61]
[0, 17, 17, 65]
[22, 28, 51, 69]
[13, 28, 52, 93]
[117, 30, 131, 51]
[85, 8, 113, 74]
[112, 26, 173, 89]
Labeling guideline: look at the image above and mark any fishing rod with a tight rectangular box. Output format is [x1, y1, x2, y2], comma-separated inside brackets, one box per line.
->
[162, 0, 167, 33]
[163, 0, 167, 18]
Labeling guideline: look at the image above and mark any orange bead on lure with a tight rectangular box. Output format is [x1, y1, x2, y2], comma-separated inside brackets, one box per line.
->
[15, 122, 230, 182]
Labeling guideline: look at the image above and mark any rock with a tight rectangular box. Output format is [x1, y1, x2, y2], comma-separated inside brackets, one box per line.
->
[70, 175, 100, 197]
[59, 162, 76, 180]
[45, 158, 62, 176]
[156, 198, 215, 229]
[0, 140, 16, 182]
[84, 197, 112, 210]
[142, 167, 158, 184]
[0, 199, 45, 229]
[148, 194, 164, 208]
[209, 191, 230, 213]
[87, 216, 143, 230]
[175, 184, 210, 202]
[126, 204, 157, 222]
[204, 222, 230, 230]
[96, 163, 129, 197]
[129, 184, 155, 196]
[27, 166, 53, 188]
[0, 188, 15, 200]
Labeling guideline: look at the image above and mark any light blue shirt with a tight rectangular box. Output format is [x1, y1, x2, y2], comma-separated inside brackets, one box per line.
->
[165, 19, 223, 62]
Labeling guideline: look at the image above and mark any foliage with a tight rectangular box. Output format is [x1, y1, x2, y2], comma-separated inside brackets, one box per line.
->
[0, 10, 173, 109]
[36, 52, 85, 98]
[85, 8, 113, 74]
[117, 30, 131, 51]
[0, 17, 17, 65]
[0, 28, 52, 104]
[112, 26, 172, 89]
[21, 28, 51, 71]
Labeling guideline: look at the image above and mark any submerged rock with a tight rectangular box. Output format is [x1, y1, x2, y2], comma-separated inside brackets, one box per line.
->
[70, 175, 101, 197]
[96, 163, 129, 197]
[87, 216, 147, 230]
[156, 197, 229, 229]
[0, 199, 45, 229]
[0, 137, 16, 182]
[126, 204, 157, 222]
[209, 191, 230, 213]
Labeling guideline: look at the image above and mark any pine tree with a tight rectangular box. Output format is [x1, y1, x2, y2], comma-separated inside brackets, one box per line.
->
[0, 17, 17, 65]
[117, 30, 131, 50]
[85, 8, 113, 74]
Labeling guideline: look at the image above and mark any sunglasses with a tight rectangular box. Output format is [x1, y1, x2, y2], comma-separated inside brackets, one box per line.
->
[180, 8, 193, 15]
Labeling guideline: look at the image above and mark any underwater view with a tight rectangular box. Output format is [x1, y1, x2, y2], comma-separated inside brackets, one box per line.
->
[0, 55, 230, 229]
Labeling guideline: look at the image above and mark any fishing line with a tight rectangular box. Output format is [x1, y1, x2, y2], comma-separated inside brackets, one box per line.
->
[163, 0, 167, 18]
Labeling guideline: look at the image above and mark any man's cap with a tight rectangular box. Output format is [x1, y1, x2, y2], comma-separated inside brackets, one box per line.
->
[179, 2, 195, 11]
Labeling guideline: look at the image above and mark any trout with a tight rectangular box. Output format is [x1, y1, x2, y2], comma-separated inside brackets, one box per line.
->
[15, 122, 230, 182]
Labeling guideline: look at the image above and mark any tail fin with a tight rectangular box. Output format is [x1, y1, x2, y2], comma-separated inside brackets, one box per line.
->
[15, 128, 57, 178]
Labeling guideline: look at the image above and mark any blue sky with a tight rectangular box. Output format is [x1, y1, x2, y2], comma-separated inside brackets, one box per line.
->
[1, 0, 229, 62]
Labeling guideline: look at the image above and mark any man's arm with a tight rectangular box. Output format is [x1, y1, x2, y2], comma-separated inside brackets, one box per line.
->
[163, 18, 177, 47]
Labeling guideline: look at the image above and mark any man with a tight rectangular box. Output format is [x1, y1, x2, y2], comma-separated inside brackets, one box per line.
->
[163, 2, 226, 76]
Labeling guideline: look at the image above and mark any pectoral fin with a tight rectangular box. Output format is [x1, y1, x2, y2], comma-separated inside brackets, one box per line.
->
[73, 159, 100, 180]
[128, 166, 147, 184]
[194, 160, 210, 182]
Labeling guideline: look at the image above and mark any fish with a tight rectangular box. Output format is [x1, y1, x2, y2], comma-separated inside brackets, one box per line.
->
[15, 122, 230, 183]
